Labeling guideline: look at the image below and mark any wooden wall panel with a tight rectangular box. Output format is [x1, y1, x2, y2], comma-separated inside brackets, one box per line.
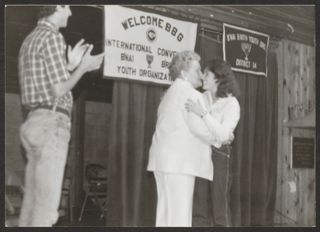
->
[276, 39, 315, 226]
[274, 41, 284, 226]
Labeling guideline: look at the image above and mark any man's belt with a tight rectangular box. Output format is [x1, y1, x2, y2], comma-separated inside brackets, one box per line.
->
[31, 105, 70, 118]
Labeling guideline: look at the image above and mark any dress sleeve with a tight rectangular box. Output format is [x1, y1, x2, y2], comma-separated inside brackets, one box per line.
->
[185, 94, 220, 146]
[202, 97, 240, 144]
[187, 112, 219, 145]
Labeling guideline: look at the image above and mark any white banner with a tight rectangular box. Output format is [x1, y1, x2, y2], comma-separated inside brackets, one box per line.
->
[103, 6, 198, 85]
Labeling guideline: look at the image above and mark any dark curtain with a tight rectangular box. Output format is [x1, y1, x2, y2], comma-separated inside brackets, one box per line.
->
[231, 46, 278, 227]
[106, 35, 278, 226]
[106, 80, 165, 226]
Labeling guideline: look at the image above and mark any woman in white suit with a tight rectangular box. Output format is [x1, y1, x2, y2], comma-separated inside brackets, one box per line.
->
[147, 52, 233, 227]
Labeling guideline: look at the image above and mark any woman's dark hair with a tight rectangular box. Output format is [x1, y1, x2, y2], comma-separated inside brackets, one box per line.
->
[206, 59, 240, 98]
[37, 6, 58, 19]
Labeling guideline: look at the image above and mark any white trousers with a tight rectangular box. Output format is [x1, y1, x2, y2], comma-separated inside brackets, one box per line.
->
[154, 171, 195, 227]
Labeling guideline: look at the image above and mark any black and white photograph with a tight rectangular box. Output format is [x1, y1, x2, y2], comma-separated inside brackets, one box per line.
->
[3, 3, 317, 228]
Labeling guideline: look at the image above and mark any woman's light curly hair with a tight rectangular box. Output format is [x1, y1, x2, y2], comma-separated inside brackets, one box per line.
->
[168, 51, 200, 81]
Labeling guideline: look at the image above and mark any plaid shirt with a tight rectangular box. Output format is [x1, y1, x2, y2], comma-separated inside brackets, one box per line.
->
[19, 19, 73, 114]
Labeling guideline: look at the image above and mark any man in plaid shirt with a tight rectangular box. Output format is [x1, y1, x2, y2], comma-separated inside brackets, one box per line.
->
[18, 5, 104, 226]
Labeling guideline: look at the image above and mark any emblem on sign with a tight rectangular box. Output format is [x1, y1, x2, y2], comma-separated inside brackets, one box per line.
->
[241, 42, 252, 61]
[146, 54, 154, 68]
[146, 28, 157, 42]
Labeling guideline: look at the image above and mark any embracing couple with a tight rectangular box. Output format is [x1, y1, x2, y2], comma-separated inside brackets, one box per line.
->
[147, 50, 241, 227]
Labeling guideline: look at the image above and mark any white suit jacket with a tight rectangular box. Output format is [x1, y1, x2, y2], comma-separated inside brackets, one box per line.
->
[147, 78, 213, 180]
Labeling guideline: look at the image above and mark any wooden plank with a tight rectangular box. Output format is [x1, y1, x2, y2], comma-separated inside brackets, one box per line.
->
[292, 129, 315, 225]
[275, 40, 284, 225]
[277, 39, 315, 226]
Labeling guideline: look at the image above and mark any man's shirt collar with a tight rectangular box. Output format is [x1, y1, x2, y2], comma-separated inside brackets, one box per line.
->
[37, 18, 59, 32]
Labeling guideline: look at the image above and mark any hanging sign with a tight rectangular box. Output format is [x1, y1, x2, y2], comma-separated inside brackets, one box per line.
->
[103, 6, 198, 85]
[223, 23, 269, 76]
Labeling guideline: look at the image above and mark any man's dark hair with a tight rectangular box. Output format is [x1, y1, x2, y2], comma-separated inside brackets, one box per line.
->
[37, 5, 61, 19]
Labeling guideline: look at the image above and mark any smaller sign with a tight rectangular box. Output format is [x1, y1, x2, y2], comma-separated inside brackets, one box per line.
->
[291, 137, 315, 168]
[223, 23, 269, 76]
